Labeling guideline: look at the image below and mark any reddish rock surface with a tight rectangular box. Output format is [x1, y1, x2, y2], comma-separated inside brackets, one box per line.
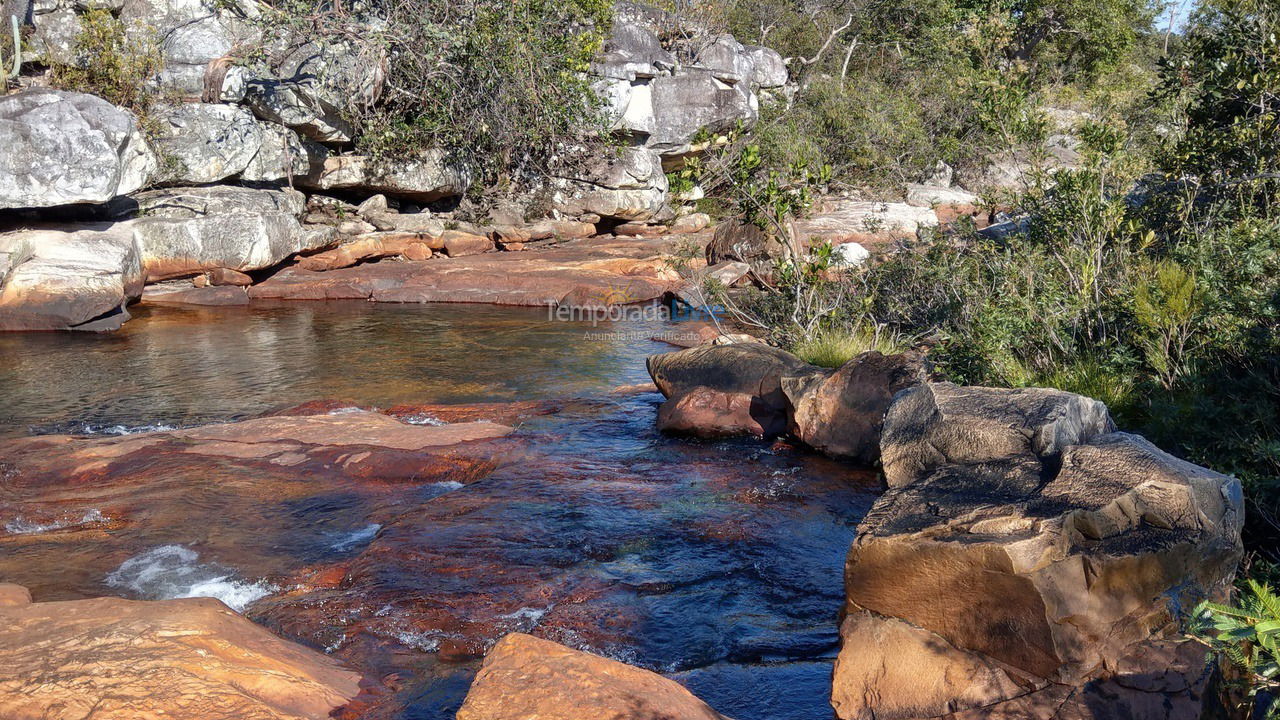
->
[456, 633, 727, 720]
[0, 584, 362, 720]
[142, 284, 251, 306]
[250, 236, 686, 307]
[657, 385, 786, 438]
[781, 351, 924, 464]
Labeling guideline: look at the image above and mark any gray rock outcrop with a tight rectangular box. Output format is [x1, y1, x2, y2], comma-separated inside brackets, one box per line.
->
[0, 89, 155, 210]
[553, 147, 667, 221]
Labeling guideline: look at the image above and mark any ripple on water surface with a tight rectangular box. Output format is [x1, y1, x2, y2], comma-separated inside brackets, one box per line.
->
[0, 302, 879, 720]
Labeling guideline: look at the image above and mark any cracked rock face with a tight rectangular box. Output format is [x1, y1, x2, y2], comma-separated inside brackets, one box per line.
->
[127, 186, 335, 280]
[833, 383, 1244, 720]
[554, 147, 668, 221]
[0, 89, 155, 210]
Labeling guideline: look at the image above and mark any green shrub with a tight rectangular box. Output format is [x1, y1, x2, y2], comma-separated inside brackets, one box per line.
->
[50, 10, 161, 113]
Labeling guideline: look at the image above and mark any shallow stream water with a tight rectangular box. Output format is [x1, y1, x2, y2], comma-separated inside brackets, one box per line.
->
[0, 302, 878, 719]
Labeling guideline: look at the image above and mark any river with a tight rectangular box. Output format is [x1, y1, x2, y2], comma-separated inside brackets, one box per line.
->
[0, 301, 877, 719]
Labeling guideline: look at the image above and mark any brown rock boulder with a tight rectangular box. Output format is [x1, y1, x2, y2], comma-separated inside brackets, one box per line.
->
[656, 385, 787, 438]
[833, 383, 1245, 720]
[879, 382, 1114, 488]
[0, 586, 362, 720]
[456, 633, 727, 720]
[441, 230, 495, 257]
[648, 344, 819, 438]
[782, 351, 925, 464]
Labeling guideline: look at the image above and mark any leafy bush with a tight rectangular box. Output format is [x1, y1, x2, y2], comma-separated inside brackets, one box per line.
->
[50, 10, 161, 113]
[1190, 580, 1280, 720]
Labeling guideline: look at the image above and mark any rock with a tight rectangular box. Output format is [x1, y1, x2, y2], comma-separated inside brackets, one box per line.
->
[0, 587, 361, 720]
[28, 7, 80, 65]
[240, 121, 307, 182]
[243, 38, 383, 142]
[647, 72, 757, 156]
[148, 102, 265, 185]
[793, 199, 938, 247]
[833, 242, 870, 266]
[781, 351, 924, 464]
[127, 186, 336, 280]
[295, 232, 436, 272]
[613, 221, 666, 236]
[206, 267, 252, 286]
[365, 210, 444, 235]
[0, 223, 144, 332]
[120, 0, 260, 96]
[440, 230, 494, 257]
[142, 282, 249, 306]
[593, 20, 674, 81]
[705, 220, 790, 283]
[554, 147, 668, 221]
[905, 184, 987, 226]
[670, 212, 711, 233]
[673, 260, 749, 308]
[833, 382, 1244, 720]
[252, 235, 677, 306]
[525, 220, 597, 240]
[648, 343, 816, 438]
[0, 89, 154, 210]
[692, 34, 755, 85]
[746, 45, 787, 88]
[922, 160, 954, 188]
[299, 146, 470, 202]
[456, 633, 727, 720]
[657, 385, 786, 438]
[356, 194, 388, 216]
[335, 219, 376, 236]
[879, 382, 1114, 489]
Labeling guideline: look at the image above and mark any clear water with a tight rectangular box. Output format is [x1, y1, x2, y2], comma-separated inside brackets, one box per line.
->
[0, 301, 877, 719]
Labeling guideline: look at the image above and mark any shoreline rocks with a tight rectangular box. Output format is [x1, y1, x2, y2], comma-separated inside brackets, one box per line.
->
[0, 583, 361, 720]
[645, 343, 1245, 720]
[456, 633, 728, 720]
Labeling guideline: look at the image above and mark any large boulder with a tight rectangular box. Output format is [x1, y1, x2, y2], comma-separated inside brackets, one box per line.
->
[126, 186, 335, 280]
[0, 223, 144, 331]
[592, 20, 674, 81]
[456, 633, 727, 720]
[648, 343, 817, 438]
[120, 0, 261, 96]
[0, 584, 361, 719]
[879, 382, 1114, 488]
[148, 102, 265, 184]
[691, 34, 755, 85]
[554, 147, 668, 221]
[299, 146, 470, 202]
[781, 351, 925, 464]
[793, 199, 939, 247]
[646, 71, 757, 156]
[832, 383, 1244, 720]
[746, 45, 787, 88]
[0, 89, 154, 210]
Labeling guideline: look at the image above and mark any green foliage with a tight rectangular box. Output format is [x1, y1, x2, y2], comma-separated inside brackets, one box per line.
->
[50, 10, 161, 113]
[1190, 580, 1280, 719]
[264, 0, 612, 185]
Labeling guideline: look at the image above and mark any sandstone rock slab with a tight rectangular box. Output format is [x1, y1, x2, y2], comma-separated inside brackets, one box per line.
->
[0, 586, 361, 720]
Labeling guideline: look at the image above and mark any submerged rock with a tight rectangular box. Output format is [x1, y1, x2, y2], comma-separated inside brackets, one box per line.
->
[832, 383, 1244, 720]
[0, 584, 361, 720]
[0, 89, 154, 210]
[0, 223, 144, 331]
[456, 633, 727, 720]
